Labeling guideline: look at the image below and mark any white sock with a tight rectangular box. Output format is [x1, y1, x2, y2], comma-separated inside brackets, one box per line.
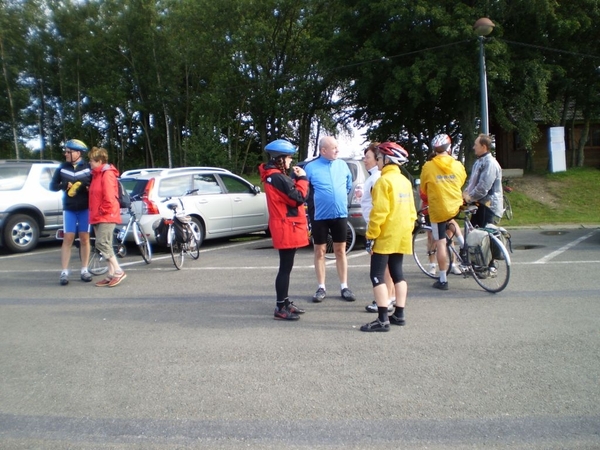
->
[340, 283, 348, 290]
[318, 284, 326, 291]
[61, 270, 69, 276]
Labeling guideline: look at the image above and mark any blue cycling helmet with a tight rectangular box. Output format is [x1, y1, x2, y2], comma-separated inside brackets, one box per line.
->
[265, 139, 296, 158]
[64, 139, 88, 152]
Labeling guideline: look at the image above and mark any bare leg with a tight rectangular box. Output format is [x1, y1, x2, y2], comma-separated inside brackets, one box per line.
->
[313, 243, 326, 286]
[384, 266, 395, 300]
[79, 232, 90, 269]
[333, 242, 347, 285]
[61, 233, 75, 270]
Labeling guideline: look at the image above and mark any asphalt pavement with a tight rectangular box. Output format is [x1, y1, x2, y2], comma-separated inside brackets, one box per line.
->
[1, 226, 599, 449]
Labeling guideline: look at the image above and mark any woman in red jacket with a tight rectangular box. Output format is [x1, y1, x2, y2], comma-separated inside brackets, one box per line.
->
[88, 147, 126, 288]
[259, 139, 309, 320]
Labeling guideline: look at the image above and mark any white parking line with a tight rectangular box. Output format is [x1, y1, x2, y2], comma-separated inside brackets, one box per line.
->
[533, 229, 599, 264]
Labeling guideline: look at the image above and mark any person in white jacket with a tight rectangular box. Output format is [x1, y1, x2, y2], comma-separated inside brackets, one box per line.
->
[463, 134, 503, 228]
[360, 143, 395, 313]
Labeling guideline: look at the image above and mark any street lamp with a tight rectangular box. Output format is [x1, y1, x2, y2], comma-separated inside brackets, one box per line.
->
[473, 17, 495, 135]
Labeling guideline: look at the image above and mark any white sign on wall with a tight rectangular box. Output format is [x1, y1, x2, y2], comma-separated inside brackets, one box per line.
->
[548, 126, 567, 173]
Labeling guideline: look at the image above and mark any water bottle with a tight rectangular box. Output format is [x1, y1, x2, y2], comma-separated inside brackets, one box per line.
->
[117, 226, 126, 241]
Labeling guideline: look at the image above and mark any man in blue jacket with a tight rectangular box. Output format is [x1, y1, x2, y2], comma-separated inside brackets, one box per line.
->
[304, 136, 356, 303]
[50, 139, 92, 285]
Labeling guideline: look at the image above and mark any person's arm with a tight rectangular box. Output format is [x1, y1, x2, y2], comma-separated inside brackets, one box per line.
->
[366, 178, 390, 241]
[49, 165, 65, 192]
[267, 172, 308, 206]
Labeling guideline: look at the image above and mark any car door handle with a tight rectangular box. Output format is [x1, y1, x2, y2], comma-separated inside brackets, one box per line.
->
[196, 199, 209, 204]
[233, 197, 242, 202]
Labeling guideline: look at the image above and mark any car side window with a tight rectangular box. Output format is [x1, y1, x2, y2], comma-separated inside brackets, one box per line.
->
[158, 175, 192, 198]
[39, 168, 54, 190]
[219, 175, 253, 194]
[0, 167, 29, 191]
[193, 174, 222, 194]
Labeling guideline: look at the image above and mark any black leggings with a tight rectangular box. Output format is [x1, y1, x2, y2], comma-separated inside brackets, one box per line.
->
[369, 253, 405, 287]
[276, 248, 297, 303]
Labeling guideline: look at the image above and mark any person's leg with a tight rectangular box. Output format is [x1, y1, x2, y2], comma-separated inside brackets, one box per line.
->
[431, 222, 449, 289]
[61, 233, 75, 271]
[77, 210, 91, 279]
[388, 254, 407, 326]
[329, 218, 355, 300]
[333, 241, 347, 285]
[310, 219, 328, 301]
[274, 249, 301, 320]
[360, 253, 390, 332]
[59, 210, 77, 285]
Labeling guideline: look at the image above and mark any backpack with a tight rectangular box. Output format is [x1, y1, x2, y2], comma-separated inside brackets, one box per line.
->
[117, 181, 131, 209]
[466, 228, 492, 268]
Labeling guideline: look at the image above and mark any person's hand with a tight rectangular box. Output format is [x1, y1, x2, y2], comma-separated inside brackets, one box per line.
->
[365, 239, 375, 254]
[293, 166, 306, 177]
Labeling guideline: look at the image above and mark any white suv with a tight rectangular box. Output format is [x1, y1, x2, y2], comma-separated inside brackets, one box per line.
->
[0, 160, 62, 253]
[120, 167, 269, 247]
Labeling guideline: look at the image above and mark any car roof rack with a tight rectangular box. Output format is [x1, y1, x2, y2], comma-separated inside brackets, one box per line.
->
[0, 159, 60, 164]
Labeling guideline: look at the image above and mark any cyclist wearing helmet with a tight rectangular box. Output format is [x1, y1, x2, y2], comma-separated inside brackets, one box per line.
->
[420, 133, 467, 290]
[360, 142, 416, 332]
[50, 138, 93, 285]
[360, 142, 396, 314]
[304, 136, 356, 303]
[463, 134, 503, 228]
[259, 139, 310, 320]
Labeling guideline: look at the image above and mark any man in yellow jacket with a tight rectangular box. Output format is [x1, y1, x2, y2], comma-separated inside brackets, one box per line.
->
[420, 134, 467, 290]
[361, 142, 416, 332]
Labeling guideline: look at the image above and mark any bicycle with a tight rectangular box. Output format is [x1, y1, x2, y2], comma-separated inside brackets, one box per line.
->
[160, 192, 200, 269]
[413, 204, 511, 293]
[412, 206, 458, 279]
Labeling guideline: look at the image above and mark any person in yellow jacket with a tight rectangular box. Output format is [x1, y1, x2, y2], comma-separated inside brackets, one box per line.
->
[360, 142, 416, 332]
[420, 134, 467, 290]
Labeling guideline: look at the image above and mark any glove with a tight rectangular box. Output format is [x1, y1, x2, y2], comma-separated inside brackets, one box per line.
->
[67, 181, 81, 197]
[365, 239, 375, 254]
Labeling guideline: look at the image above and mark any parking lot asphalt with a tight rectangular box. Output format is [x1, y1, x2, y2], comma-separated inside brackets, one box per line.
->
[1, 226, 599, 449]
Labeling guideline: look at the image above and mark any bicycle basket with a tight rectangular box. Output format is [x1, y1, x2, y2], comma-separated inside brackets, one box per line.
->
[173, 215, 192, 244]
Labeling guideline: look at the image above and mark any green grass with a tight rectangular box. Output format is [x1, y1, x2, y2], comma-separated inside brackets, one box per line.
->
[506, 167, 600, 226]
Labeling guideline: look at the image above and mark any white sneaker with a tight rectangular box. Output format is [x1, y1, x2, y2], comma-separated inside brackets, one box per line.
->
[428, 263, 437, 275]
[451, 265, 462, 275]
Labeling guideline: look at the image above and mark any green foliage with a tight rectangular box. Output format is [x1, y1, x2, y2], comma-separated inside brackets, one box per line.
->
[507, 168, 600, 225]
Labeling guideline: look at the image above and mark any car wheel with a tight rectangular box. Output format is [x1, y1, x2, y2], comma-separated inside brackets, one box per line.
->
[3, 213, 40, 253]
[190, 217, 205, 248]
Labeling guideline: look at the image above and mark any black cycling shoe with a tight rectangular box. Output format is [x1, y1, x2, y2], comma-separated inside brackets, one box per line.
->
[341, 287, 356, 302]
[432, 280, 449, 290]
[360, 318, 390, 332]
[288, 302, 305, 314]
[274, 306, 300, 321]
[389, 314, 406, 326]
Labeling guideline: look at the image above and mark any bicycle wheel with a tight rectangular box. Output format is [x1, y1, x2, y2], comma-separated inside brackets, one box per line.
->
[471, 233, 511, 293]
[169, 226, 184, 269]
[324, 222, 356, 260]
[88, 246, 108, 276]
[133, 221, 152, 264]
[412, 225, 448, 279]
[187, 224, 200, 260]
[503, 196, 513, 221]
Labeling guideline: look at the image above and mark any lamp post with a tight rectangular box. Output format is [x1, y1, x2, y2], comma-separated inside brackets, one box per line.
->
[473, 17, 495, 135]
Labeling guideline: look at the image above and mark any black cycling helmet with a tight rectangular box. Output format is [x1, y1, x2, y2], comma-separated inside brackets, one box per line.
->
[265, 139, 296, 159]
[64, 139, 88, 152]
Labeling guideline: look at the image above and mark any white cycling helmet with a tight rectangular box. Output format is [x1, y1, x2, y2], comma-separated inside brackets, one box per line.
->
[431, 134, 451, 153]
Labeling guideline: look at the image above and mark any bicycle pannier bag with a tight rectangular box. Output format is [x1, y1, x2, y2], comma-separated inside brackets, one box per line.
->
[154, 219, 169, 246]
[485, 225, 512, 260]
[173, 214, 192, 244]
[116, 181, 131, 209]
[466, 228, 492, 267]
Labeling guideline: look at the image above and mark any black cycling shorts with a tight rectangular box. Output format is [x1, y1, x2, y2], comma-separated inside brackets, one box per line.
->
[311, 217, 348, 245]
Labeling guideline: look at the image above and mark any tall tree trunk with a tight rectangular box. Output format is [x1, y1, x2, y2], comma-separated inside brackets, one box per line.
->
[0, 38, 20, 159]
